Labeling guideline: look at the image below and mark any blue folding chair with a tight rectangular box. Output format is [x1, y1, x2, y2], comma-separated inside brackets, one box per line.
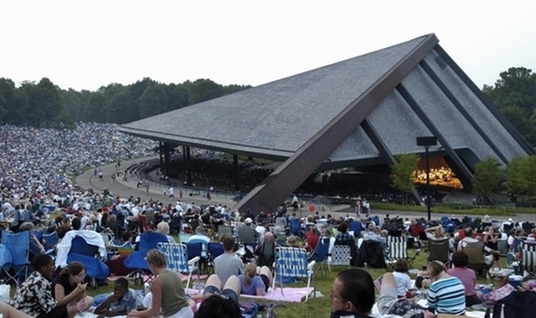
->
[67, 236, 109, 283]
[272, 246, 315, 302]
[1, 231, 31, 286]
[289, 219, 301, 237]
[310, 237, 331, 274]
[124, 232, 168, 284]
[157, 242, 200, 292]
[42, 231, 59, 255]
[207, 242, 224, 273]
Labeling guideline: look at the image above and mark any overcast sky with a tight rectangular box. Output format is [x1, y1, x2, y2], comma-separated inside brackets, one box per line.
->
[1, 1, 535, 91]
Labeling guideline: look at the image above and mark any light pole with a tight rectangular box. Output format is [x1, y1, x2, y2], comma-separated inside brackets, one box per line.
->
[416, 136, 437, 221]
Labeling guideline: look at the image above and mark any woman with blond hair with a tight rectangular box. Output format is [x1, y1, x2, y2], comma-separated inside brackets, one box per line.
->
[238, 263, 273, 296]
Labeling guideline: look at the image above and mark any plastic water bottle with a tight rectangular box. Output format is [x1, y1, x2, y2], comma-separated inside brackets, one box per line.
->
[265, 307, 273, 318]
[507, 253, 514, 267]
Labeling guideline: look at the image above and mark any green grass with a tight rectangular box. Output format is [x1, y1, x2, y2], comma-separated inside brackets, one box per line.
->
[75, 245, 505, 318]
[371, 200, 536, 217]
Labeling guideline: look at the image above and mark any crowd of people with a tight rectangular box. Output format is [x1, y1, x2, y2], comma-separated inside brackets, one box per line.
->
[1, 123, 535, 317]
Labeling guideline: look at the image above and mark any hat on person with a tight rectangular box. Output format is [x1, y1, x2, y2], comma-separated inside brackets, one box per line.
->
[484, 215, 491, 222]
[508, 218, 513, 222]
[245, 217, 253, 224]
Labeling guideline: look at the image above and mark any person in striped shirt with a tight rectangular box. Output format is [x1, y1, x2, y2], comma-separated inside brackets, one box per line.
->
[426, 261, 466, 315]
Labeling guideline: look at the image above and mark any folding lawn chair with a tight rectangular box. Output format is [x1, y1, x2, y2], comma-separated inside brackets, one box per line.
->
[207, 242, 225, 273]
[520, 240, 536, 278]
[386, 236, 420, 268]
[0, 231, 31, 286]
[328, 245, 352, 270]
[42, 231, 59, 255]
[309, 237, 330, 274]
[272, 246, 315, 302]
[124, 232, 168, 284]
[463, 240, 490, 278]
[427, 238, 450, 266]
[157, 242, 200, 292]
[66, 236, 110, 285]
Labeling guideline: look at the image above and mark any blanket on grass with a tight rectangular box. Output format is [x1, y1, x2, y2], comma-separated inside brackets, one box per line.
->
[186, 286, 314, 303]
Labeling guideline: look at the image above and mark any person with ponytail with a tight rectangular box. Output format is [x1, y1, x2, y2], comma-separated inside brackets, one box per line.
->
[238, 263, 272, 296]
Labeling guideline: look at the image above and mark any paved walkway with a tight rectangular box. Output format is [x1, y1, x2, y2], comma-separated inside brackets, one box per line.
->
[75, 158, 536, 223]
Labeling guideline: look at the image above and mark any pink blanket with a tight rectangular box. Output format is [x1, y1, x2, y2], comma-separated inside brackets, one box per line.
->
[108, 272, 208, 282]
[186, 287, 314, 303]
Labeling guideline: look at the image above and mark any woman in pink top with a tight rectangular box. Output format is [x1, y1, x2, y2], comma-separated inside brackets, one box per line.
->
[447, 251, 483, 307]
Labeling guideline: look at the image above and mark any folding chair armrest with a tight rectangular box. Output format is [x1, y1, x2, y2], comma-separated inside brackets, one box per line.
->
[308, 260, 316, 271]
[188, 256, 200, 266]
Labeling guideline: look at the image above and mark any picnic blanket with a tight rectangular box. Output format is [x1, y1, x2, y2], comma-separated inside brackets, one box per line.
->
[186, 286, 314, 303]
[108, 272, 208, 282]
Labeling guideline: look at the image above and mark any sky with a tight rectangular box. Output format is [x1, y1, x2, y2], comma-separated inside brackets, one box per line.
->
[1, 1, 535, 92]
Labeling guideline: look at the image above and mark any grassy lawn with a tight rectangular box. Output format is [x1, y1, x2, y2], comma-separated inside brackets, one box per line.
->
[371, 201, 536, 217]
[78, 244, 503, 318]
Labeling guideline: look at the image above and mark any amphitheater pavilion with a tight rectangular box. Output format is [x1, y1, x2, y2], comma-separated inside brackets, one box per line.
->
[118, 33, 534, 214]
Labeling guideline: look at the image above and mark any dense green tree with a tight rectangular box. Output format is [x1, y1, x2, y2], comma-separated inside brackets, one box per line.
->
[166, 83, 190, 111]
[391, 153, 419, 205]
[19, 78, 65, 127]
[472, 157, 504, 204]
[108, 91, 130, 124]
[223, 84, 252, 95]
[0, 78, 19, 124]
[506, 156, 536, 205]
[483, 67, 536, 145]
[139, 84, 171, 118]
[186, 78, 224, 105]
[123, 78, 155, 122]
[83, 92, 108, 123]
[62, 88, 92, 122]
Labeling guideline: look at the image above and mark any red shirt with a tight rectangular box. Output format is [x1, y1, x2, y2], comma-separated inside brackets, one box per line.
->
[306, 231, 319, 252]
[409, 223, 424, 237]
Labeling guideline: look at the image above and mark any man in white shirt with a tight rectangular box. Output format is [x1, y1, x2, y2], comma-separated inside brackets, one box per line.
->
[458, 227, 499, 265]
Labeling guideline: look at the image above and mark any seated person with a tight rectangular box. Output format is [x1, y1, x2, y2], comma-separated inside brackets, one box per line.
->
[19, 222, 46, 260]
[0, 302, 31, 318]
[426, 260, 466, 315]
[238, 263, 273, 296]
[194, 274, 241, 318]
[106, 232, 134, 276]
[335, 223, 353, 244]
[156, 221, 177, 243]
[447, 251, 484, 307]
[127, 249, 193, 318]
[362, 224, 386, 250]
[286, 235, 301, 248]
[12, 254, 80, 318]
[94, 278, 138, 316]
[392, 258, 412, 298]
[458, 227, 500, 266]
[52, 261, 94, 313]
[330, 268, 433, 318]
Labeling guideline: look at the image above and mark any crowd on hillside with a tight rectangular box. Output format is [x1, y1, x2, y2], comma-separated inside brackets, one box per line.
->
[1, 123, 534, 317]
[0, 123, 157, 215]
[2, 190, 536, 317]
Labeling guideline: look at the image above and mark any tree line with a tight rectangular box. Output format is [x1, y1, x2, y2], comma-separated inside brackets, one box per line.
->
[0, 77, 250, 127]
[1, 67, 534, 143]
